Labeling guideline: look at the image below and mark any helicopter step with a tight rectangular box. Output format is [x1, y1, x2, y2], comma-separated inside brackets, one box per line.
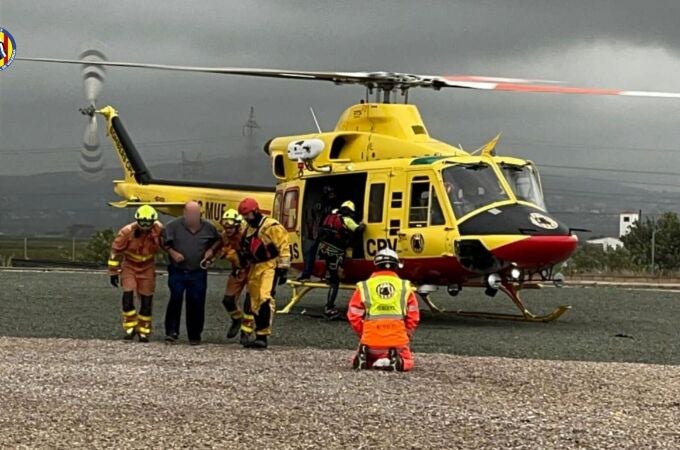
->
[278, 280, 357, 314]
[418, 282, 571, 323]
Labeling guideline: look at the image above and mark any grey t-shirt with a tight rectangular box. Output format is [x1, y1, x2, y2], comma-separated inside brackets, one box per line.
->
[162, 218, 221, 271]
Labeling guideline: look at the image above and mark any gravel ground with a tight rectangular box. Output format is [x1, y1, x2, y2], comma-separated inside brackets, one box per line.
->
[0, 337, 678, 449]
[1, 271, 679, 364]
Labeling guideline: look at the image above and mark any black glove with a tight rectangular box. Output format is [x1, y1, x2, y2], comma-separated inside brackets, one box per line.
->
[275, 268, 288, 285]
[110, 274, 119, 288]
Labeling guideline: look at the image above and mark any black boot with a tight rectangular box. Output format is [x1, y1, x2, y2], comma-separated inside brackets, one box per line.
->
[244, 335, 268, 349]
[239, 331, 251, 346]
[388, 348, 402, 372]
[353, 345, 368, 370]
[324, 284, 340, 320]
[227, 317, 242, 339]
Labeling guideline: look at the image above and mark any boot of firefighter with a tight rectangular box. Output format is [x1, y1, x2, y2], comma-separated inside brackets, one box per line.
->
[222, 295, 243, 339]
[240, 295, 254, 346]
[136, 295, 153, 342]
[244, 335, 268, 349]
[121, 291, 137, 340]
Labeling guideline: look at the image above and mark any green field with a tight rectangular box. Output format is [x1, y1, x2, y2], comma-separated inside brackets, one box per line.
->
[0, 237, 90, 262]
[1, 270, 679, 365]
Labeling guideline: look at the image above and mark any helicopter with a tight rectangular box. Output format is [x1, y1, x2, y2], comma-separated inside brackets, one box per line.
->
[17, 53, 680, 322]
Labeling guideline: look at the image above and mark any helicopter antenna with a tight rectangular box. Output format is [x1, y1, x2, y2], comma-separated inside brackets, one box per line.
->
[309, 107, 322, 133]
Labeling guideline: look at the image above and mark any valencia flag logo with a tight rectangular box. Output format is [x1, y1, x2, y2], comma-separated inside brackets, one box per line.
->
[0, 27, 16, 71]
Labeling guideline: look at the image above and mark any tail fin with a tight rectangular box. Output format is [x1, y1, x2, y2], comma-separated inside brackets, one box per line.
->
[98, 105, 152, 184]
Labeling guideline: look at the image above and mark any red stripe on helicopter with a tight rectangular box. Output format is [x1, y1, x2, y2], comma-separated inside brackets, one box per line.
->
[490, 235, 578, 269]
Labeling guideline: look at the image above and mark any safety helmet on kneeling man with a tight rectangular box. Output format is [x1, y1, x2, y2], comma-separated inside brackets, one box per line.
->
[374, 248, 403, 270]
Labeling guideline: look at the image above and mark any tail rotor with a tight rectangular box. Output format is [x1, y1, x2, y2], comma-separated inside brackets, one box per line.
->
[78, 49, 107, 180]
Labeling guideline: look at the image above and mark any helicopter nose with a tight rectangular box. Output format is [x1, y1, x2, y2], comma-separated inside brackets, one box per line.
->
[488, 235, 578, 269]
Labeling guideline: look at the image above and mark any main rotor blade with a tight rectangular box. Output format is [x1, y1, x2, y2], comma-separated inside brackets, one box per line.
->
[16, 56, 378, 84]
[17, 56, 680, 99]
[434, 76, 680, 99]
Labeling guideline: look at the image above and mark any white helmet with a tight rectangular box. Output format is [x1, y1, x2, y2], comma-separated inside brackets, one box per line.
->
[374, 248, 403, 269]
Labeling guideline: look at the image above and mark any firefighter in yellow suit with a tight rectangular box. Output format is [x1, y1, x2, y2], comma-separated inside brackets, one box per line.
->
[108, 205, 163, 342]
[238, 197, 290, 349]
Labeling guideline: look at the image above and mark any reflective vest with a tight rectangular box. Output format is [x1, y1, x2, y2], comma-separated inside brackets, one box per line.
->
[357, 275, 410, 347]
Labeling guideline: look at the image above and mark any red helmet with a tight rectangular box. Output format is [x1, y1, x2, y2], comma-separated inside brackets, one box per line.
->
[238, 197, 260, 215]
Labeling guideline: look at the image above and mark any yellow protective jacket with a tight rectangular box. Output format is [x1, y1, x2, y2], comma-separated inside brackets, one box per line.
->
[241, 216, 290, 269]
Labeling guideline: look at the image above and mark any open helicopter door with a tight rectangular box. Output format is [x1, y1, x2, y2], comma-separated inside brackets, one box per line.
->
[362, 170, 393, 261]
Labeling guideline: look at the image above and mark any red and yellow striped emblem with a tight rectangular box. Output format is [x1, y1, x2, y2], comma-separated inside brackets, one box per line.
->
[0, 27, 17, 71]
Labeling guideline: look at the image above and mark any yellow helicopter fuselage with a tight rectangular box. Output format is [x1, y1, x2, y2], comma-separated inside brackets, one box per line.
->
[102, 102, 577, 288]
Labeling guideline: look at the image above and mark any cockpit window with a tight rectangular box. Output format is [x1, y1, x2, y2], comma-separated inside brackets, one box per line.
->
[500, 163, 546, 210]
[441, 163, 509, 218]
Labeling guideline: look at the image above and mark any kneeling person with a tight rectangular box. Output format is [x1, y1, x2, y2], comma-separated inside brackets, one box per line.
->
[108, 205, 164, 342]
[347, 249, 420, 371]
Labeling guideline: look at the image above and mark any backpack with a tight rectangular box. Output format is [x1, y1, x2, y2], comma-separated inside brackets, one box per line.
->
[320, 212, 352, 245]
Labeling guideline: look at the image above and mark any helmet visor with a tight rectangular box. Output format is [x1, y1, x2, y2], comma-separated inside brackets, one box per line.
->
[137, 218, 154, 229]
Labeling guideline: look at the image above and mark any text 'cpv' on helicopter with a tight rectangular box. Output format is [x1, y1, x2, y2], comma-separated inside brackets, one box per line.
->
[18, 52, 680, 322]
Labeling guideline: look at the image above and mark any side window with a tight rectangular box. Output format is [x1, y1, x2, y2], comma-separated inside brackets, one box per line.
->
[368, 183, 385, 223]
[408, 177, 430, 228]
[281, 189, 299, 230]
[430, 186, 445, 226]
[272, 192, 283, 222]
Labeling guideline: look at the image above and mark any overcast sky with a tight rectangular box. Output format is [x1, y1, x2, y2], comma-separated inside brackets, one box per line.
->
[2, 0, 680, 192]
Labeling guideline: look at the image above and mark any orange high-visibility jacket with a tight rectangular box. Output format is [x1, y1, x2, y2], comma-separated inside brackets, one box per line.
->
[347, 270, 420, 348]
[108, 222, 163, 275]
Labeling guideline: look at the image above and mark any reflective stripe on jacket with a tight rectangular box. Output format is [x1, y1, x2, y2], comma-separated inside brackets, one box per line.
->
[350, 271, 417, 348]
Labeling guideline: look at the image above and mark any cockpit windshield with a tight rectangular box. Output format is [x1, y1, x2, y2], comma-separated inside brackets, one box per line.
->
[500, 163, 546, 210]
[441, 163, 510, 218]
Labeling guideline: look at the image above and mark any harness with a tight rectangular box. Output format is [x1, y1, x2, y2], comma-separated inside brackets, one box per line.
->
[241, 218, 279, 263]
[320, 212, 353, 248]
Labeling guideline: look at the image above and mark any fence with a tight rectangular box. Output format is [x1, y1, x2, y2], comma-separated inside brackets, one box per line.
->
[0, 237, 90, 266]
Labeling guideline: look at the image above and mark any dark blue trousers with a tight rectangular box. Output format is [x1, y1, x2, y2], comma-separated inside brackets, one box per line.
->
[164, 266, 208, 341]
[301, 239, 320, 277]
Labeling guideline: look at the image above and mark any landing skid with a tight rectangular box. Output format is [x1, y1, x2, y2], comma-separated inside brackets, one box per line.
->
[280, 280, 570, 323]
[420, 283, 571, 323]
[277, 280, 356, 314]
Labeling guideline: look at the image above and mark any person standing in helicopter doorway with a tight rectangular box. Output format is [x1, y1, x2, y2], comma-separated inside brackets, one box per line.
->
[297, 186, 339, 281]
[317, 200, 365, 319]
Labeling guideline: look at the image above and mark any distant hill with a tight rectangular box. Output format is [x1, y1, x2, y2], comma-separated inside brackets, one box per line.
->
[0, 155, 273, 235]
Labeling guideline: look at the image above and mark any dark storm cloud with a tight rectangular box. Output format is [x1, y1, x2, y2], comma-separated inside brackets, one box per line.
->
[2, 0, 680, 179]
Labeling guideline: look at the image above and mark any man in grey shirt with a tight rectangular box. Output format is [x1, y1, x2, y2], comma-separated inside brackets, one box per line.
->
[162, 201, 222, 345]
